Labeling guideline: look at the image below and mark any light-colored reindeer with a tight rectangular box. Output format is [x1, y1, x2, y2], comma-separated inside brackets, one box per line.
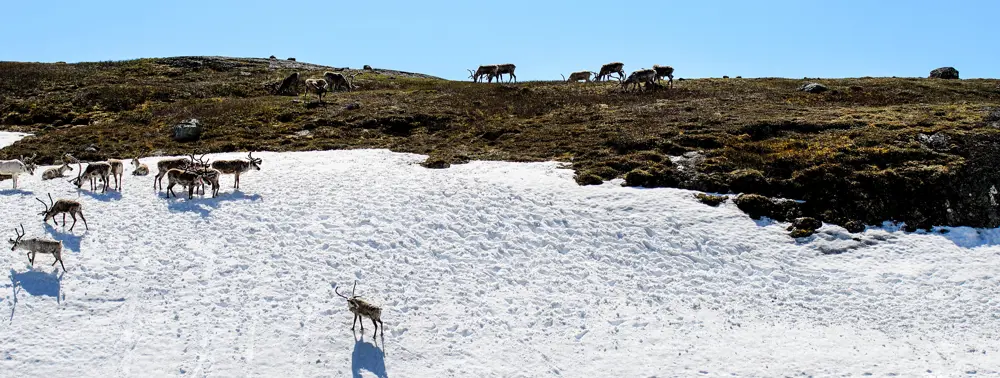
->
[154, 156, 193, 190]
[652, 65, 675, 88]
[495, 63, 517, 83]
[335, 280, 385, 338]
[0, 153, 37, 189]
[210, 152, 261, 189]
[622, 68, 657, 92]
[132, 157, 149, 176]
[9, 224, 66, 272]
[73, 161, 112, 193]
[37, 193, 88, 231]
[562, 71, 597, 83]
[42, 161, 74, 180]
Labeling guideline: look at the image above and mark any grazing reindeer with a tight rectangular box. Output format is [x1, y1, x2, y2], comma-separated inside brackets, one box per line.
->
[622, 69, 657, 92]
[210, 152, 262, 189]
[154, 156, 193, 190]
[275, 72, 300, 95]
[562, 71, 596, 83]
[37, 193, 88, 231]
[325, 72, 357, 92]
[9, 224, 66, 272]
[596, 62, 626, 82]
[42, 161, 74, 180]
[187, 155, 220, 198]
[107, 159, 125, 190]
[132, 157, 149, 176]
[335, 281, 384, 338]
[303, 77, 330, 102]
[468, 65, 499, 83]
[652, 65, 675, 88]
[73, 161, 112, 193]
[495, 63, 517, 83]
[0, 153, 37, 189]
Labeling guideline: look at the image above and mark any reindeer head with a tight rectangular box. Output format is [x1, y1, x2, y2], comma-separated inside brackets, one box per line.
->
[9, 224, 25, 251]
[132, 157, 141, 168]
[20, 153, 37, 175]
[36, 194, 56, 221]
[247, 152, 262, 171]
[335, 280, 362, 308]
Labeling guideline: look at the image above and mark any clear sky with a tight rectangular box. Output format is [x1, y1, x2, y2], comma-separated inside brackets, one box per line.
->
[2, 0, 997, 80]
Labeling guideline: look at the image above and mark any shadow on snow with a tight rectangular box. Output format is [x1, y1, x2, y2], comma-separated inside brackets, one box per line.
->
[164, 190, 262, 218]
[44, 223, 85, 252]
[352, 333, 388, 378]
[8, 268, 64, 321]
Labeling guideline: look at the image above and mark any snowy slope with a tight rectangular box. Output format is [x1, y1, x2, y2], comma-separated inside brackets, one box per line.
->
[0, 137, 998, 376]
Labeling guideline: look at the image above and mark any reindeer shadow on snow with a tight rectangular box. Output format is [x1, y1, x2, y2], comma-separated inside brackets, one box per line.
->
[352, 333, 388, 378]
[165, 191, 262, 218]
[43, 223, 84, 253]
[8, 268, 64, 321]
[76, 187, 122, 202]
[0, 188, 33, 196]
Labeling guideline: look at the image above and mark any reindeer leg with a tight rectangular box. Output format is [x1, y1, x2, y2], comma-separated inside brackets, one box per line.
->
[58, 257, 66, 272]
[351, 314, 358, 330]
[27, 252, 33, 265]
[62, 213, 67, 226]
[371, 318, 378, 338]
[78, 211, 88, 230]
[69, 214, 78, 231]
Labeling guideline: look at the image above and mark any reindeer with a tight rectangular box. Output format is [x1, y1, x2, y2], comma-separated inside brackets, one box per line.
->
[335, 280, 384, 338]
[652, 65, 675, 88]
[468, 65, 499, 83]
[107, 159, 125, 190]
[495, 63, 517, 83]
[37, 193, 88, 231]
[562, 71, 596, 83]
[132, 157, 149, 176]
[41, 161, 74, 180]
[154, 156, 193, 190]
[275, 72, 300, 95]
[596, 62, 626, 82]
[304, 77, 330, 102]
[9, 224, 66, 272]
[0, 153, 37, 189]
[325, 72, 357, 92]
[210, 152, 261, 189]
[164, 168, 205, 199]
[187, 154, 220, 198]
[622, 68, 657, 92]
[73, 161, 112, 193]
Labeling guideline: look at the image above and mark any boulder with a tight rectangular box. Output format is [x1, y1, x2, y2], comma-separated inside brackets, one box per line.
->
[985, 108, 1000, 128]
[172, 118, 203, 142]
[791, 217, 822, 231]
[363, 65, 373, 71]
[694, 193, 727, 207]
[842, 220, 865, 233]
[929, 67, 959, 79]
[798, 83, 828, 93]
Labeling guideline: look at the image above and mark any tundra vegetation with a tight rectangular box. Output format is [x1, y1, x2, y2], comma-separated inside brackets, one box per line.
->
[1, 56, 999, 230]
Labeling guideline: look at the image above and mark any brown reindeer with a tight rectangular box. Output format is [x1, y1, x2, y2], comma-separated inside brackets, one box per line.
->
[164, 168, 204, 199]
[596, 62, 626, 82]
[154, 156, 193, 190]
[324, 72, 357, 92]
[210, 152, 262, 189]
[275, 72, 300, 95]
[468, 65, 499, 83]
[107, 159, 125, 190]
[495, 63, 517, 83]
[652, 65, 675, 88]
[73, 161, 112, 193]
[37, 193, 88, 231]
[335, 280, 384, 338]
[622, 69, 658, 92]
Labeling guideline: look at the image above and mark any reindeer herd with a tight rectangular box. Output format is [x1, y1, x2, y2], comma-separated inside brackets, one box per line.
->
[474, 61, 676, 92]
[2, 151, 263, 272]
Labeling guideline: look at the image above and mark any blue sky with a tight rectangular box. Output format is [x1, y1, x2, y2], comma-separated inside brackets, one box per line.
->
[2, 0, 997, 80]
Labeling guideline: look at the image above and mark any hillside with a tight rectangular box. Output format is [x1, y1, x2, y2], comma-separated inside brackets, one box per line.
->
[2, 56, 1000, 230]
[1, 145, 998, 376]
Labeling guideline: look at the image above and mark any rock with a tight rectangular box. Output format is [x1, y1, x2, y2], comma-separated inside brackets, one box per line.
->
[791, 217, 822, 231]
[172, 118, 203, 142]
[363, 65, 373, 71]
[723, 75, 730, 79]
[287, 57, 296, 61]
[345, 103, 361, 111]
[84, 144, 98, 152]
[736, 76, 742, 79]
[733, 194, 802, 221]
[918, 132, 951, 151]
[694, 193, 727, 207]
[575, 172, 604, 186]
[929, 67, 959, 79]
[799, 83, 828, 93]
[984, 108, 1000, 128]
[842, 220, 865, 233]
[728, 169, 767, 193]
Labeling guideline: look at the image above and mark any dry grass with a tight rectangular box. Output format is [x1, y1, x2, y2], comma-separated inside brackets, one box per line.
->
[2, 57, 1000, 228]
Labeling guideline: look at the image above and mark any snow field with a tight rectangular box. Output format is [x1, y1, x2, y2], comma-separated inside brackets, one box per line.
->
[0, 131, 996, 377]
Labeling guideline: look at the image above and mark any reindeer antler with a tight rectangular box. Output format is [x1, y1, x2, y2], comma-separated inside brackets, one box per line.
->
[334, 284, 350, 300]
[35, 196, 50, 215]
